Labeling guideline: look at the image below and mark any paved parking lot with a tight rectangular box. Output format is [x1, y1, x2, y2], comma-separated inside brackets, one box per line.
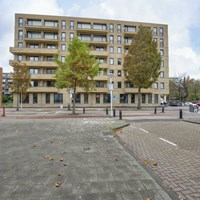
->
[0, 117, 177, 200]
[116, 121, 200, 200]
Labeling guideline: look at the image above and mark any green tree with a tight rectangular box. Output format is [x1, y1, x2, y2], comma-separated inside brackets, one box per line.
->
[123, 25, 161, 109]
[11, 61, 31, 111]
[55, 37, 100, 114]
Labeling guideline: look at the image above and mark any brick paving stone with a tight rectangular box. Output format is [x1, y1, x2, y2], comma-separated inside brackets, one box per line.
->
[116, 121, 200, 200]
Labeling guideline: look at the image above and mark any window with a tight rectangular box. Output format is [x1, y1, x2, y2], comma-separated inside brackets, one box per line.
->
[110, 58, 114, 65]
[18, 55, 23, 61]
[117, 47, 122, 54]
[160, 38, 164, 47]
[70, 32, 74, 41]
[44, 21, 58, 27]
[93, 23, 106, 30]
[120, 94, 128, 103]
[117, 70, 121, 77]
[161, 60, 164, 67]
[29, 68, 38, 74]
[160, 82, 164, 89]
[154, 38, 157, 44]
[153, 27, 157, 36]
[46, 56, 54, 61]
[124, 26, 136, 32]
[154, 94, 158, 104]
[18, 18, 23, 27]
[109, 46, 114, 53]
[62, 20, 66, 29]
[75, 94, 81, 103]
[110, 35, 114, 44]
[54, 93, 63, 103]
[117, 35, 121, 44]
[78, 23, 91, 29]
[70, 21, 74, 30]
[96, 81, 104, 88]
[160, 27, 164, 36]
[61, 32, 66, 42]
[46, 68, 56, 74]
[18, 30, 23, 40]
[20, 93, 29, 103]
[61, 56, 65, 62]
[117, 58, 122, 65]
[126, 82, 134, 88]
[29, 44, 39, 48]
[117, 24, 121, 33]
[33, 93, 38, 104]
[30, 56, 39, 61]
[160, 71, 164, 78]
[110, 70, 114, 75]
[148, 94, 152, 104]
[142, 94, 146, 103]
[118, 82, 122, 88]
[96, 94, 100, 104]
[61, 44, 66, 51]
[47, 44, 56, 49]
[46, 81, 55, 87]
[44, 33, 58, 39]
[131, 94, 135, 103]
[154, 82, 158, 89]
[30, 80, 38, 87]
[110, 24, 114, 33]
[96, 47, 104, 51]
[18, 42, 23, 48]
[160, 49, 164, 56]
[103, 94, 110, 103]
[46, 93, 50, 104]
[84, 94, 88, 104]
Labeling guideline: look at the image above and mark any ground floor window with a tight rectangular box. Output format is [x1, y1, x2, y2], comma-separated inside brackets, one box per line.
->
[33, 93, 38, 104]
[46, 93, 50, 104]
[131, 94, 135, 103]
[103, 94, 110, 103]
[96, 94, 100, 104]
[54, 93, 63, 104]
[20, 93, 29, 103]
[84, 94, 88, 104]
[142, 94, 146, 104]
[75, 93, 81, 103]
[120, 94, 128, 103]
[154, 94, 158, 104]
[148, 94, 152, 104]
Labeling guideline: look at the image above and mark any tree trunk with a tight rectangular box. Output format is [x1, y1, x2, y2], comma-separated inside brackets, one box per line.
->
[16, 93, 19, 111]
[137, 87, 141, 109]
[72, 79, 76, 115]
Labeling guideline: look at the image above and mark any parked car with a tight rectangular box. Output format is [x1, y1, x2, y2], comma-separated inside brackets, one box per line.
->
[169, 102, 183, 106]
[193, 102, 200, 107]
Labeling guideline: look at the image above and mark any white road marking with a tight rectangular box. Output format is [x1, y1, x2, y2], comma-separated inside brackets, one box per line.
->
[159, 138, 177, 146]
[139, 128, 149, 133]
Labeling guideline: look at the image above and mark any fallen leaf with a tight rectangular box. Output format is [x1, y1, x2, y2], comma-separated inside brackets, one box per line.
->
[152, 162, 157, 166]
[44, 156, 53, 160]
[64, 163, 67, 166]
[60, 157, 64, 162]
[146, 198, 152, 200]
[55, 182, 61, 187]
[57, 173, 62, 176]
[143, 160, 148, 165]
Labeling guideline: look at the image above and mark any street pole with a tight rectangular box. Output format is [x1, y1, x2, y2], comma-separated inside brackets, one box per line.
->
[108, 73, 114, 117]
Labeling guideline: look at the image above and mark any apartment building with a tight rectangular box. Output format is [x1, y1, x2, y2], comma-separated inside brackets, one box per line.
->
[10, 13, 169, 108]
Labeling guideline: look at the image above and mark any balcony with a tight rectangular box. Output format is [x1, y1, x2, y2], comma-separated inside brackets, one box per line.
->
[24, 22, 59, 32]
[24, 35, 58, 43]
[9, 60, 58, 67]
[31, 74, 56, 80]
[27, 87, 58, 93]
[77, 24, 108, 34]
[91, 50, 108, 57]
[10, 47, 58, 55]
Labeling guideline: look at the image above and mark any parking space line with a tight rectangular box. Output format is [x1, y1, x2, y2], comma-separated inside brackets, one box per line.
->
[139, 128, 149, 133]
[159, 137, 177, 146]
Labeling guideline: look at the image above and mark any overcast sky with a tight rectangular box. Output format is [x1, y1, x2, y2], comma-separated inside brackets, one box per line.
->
[1, 0, 200, 79]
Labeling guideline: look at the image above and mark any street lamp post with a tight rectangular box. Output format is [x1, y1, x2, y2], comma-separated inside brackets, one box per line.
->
[108, 73, 114, 117]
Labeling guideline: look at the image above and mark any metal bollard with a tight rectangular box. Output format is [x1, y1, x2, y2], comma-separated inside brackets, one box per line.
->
[83, 107, 85, 114]
[106, 107, 108, 115]
[68, 104, 71, 111]
[113, 109, 116, 117]
[2, 107, 5, 117]
[179, 109, 183, 119]
[162, 106, 165, 113]
[119, 110, 122, 120]
[154, 107, 157, 114]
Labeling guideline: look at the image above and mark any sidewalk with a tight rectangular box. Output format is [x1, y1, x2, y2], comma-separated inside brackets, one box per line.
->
[0, 117, 178, 199]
